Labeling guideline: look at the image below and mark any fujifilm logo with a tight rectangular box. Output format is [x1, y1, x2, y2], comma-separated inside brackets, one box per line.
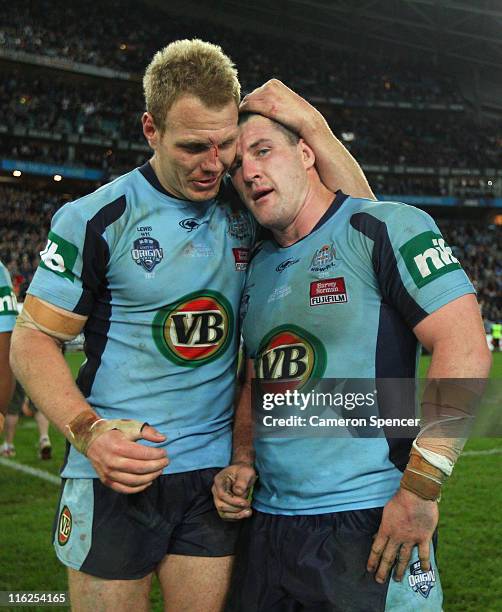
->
[400, 231, 461, 288]
[413, 238, 458, 279]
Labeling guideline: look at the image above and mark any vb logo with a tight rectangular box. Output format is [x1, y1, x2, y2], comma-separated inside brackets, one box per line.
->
[153, 291, 233, 366]
[40, 231, 78, 282]
[255, 325, 326, 392]
[399, 231, 461, 288]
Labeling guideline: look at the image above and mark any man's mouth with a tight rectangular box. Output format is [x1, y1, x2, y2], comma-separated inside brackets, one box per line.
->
[192, 175, 221, 190]
[252, 188, 274, 203]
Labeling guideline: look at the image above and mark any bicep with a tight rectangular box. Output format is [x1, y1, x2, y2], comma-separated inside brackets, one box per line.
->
[413, 294, 485, 353]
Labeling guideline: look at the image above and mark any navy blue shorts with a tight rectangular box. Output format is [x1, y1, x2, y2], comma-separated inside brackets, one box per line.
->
[227, 508, 442, 611]
[53, 468, 241, 580]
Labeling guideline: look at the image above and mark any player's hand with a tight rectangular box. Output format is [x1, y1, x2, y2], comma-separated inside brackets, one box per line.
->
[212, 462, 256, 521]
[86, 426, 169, 494]
[240, 79, 322, 138]
[367, 487, 438, 584]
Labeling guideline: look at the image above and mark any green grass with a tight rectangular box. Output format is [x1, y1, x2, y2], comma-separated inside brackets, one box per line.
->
[1, 352, 501, 611]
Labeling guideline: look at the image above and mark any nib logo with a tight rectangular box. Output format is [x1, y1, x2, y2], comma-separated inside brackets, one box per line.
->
[399, 231, 461, 288]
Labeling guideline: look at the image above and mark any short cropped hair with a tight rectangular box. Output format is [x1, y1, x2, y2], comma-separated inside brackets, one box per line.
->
[238, 112, 300, 146]
[143, 39, 240, 132]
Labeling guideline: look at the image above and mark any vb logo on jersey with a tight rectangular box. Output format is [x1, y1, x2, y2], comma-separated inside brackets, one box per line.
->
[400, 231, 461, 288]
[408, 560, 436, 599]
[57, 505, 72, 546]
[255, 325, 326, 392]
[153, 291, 233, 367]
[40, 231, 78, 282]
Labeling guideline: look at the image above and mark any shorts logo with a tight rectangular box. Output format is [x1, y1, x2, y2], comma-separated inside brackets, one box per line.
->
[399, 231, 461, 288]
[309, 243, 337, 274]
[153, 290, 233, 367]
[131, 237, 164, 272]
[0, 286, 17, 315]
[227, 212, 251, 240]
[256, 325, 326, 392]
[232, 248, 250, 271]
[40, 231, 78, 282]
[179, 218, 208, 232]
[408, 560, 436, 599]
[310, 277, 348, 306]
[58, 505, 72, 546]
[276, 258, 300, 273]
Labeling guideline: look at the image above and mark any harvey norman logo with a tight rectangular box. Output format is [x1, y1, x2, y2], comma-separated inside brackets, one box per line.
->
[399, 231, 461, 288]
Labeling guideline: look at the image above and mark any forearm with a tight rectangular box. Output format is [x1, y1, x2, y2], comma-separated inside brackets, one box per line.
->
[10, 326, 91, 435]
[302, 113, 375, 200]
[231, 379, 255, 465]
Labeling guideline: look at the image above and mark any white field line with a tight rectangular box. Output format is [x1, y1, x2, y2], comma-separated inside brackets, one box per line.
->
[0, 457, 60, 485]
[461, 448, 502, 457]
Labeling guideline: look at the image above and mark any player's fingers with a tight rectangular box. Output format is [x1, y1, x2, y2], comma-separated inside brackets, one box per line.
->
[139, 425, 167, 443]
[217, 507, 252, 521]
[212, 485, 251, 509]
[418, 541, 431, 572]
[104, 478, 154, 495]
[393, 544, 413, 582]
[105, 468, 164, 488]
[111, 455, 169, 475]
[375, 540, 401, 584]
[232, 467, 256, 497]
[367, 533, 388, 572]
[113, 438, 168, 461]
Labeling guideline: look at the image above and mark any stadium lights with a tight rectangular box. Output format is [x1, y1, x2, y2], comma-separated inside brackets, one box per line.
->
[12, 170, 22, 177]
[487, 180, 493, 186]
[120, 43, 127, 50]
[53, 174, 62, 182]
[341, 132, 355, 142]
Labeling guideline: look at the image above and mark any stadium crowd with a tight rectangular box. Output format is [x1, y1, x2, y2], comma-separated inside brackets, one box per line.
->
[0, 186, 500, 325]
[0, 0, 463, 105]
[1, 65, 501, 172]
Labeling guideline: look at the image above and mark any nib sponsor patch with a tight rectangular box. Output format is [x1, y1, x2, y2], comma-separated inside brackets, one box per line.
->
[408, 560, 436, 599]
[399, 231, 461, 288]
[232, 247, 250, 271]
[57, 505, 72, 546]
[310, 277, 348, 306]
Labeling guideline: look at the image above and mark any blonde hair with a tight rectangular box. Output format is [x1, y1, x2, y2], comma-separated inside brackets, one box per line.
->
[143, 39, 240, 132]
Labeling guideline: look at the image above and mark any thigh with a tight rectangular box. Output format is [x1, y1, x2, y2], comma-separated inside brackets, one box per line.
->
[68, 567, 152, 612]
[157, 553, 233, 612]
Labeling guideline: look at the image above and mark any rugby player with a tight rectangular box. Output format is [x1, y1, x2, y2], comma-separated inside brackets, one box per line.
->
[213, 108, 492, 611]
[0, 259, 17, 434]
[9, 42, 372, 611]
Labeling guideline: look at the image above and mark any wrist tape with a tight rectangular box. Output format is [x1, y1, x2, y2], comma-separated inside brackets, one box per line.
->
[400, 448, 446, 501]
[66, 409, 147, 455]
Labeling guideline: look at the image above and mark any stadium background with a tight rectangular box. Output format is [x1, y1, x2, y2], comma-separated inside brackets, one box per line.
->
[0, 1, 500, 610]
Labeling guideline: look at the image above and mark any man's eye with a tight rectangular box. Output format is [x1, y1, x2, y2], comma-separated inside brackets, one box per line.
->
[257, 148, 270, 156]
[182, 145, 207, 153]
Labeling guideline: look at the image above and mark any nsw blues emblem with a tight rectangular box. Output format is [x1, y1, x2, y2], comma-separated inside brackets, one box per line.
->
[309, 243, 338, 274]
[131, 237, 164, 272]
[408, 560, 436, 599]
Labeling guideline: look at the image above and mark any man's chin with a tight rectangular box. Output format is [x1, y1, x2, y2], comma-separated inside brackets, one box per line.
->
[186, 181, 222, 201]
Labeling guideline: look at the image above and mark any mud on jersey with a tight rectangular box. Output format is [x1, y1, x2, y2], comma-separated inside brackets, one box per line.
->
[0, 260, 17, 332]
[29, 163, 255, 478]
[242, 192, 474, 514]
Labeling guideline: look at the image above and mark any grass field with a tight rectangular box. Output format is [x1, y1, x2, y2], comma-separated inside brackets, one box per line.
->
[0, 352, 501, 611]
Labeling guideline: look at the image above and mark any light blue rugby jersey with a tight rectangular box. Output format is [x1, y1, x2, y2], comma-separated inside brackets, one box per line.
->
[0, 260, 17, 332]
[28, 163, 255, 478]
[242, 192, 474, 514]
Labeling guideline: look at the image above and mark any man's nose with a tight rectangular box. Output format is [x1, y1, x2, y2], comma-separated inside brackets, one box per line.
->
[201, 145, 223, 172]
[241, 158, 260, 183]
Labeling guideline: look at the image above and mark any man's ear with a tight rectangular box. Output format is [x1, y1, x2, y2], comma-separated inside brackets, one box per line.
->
[299, 138, 315, 170]
[142, 112, 159, 148]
